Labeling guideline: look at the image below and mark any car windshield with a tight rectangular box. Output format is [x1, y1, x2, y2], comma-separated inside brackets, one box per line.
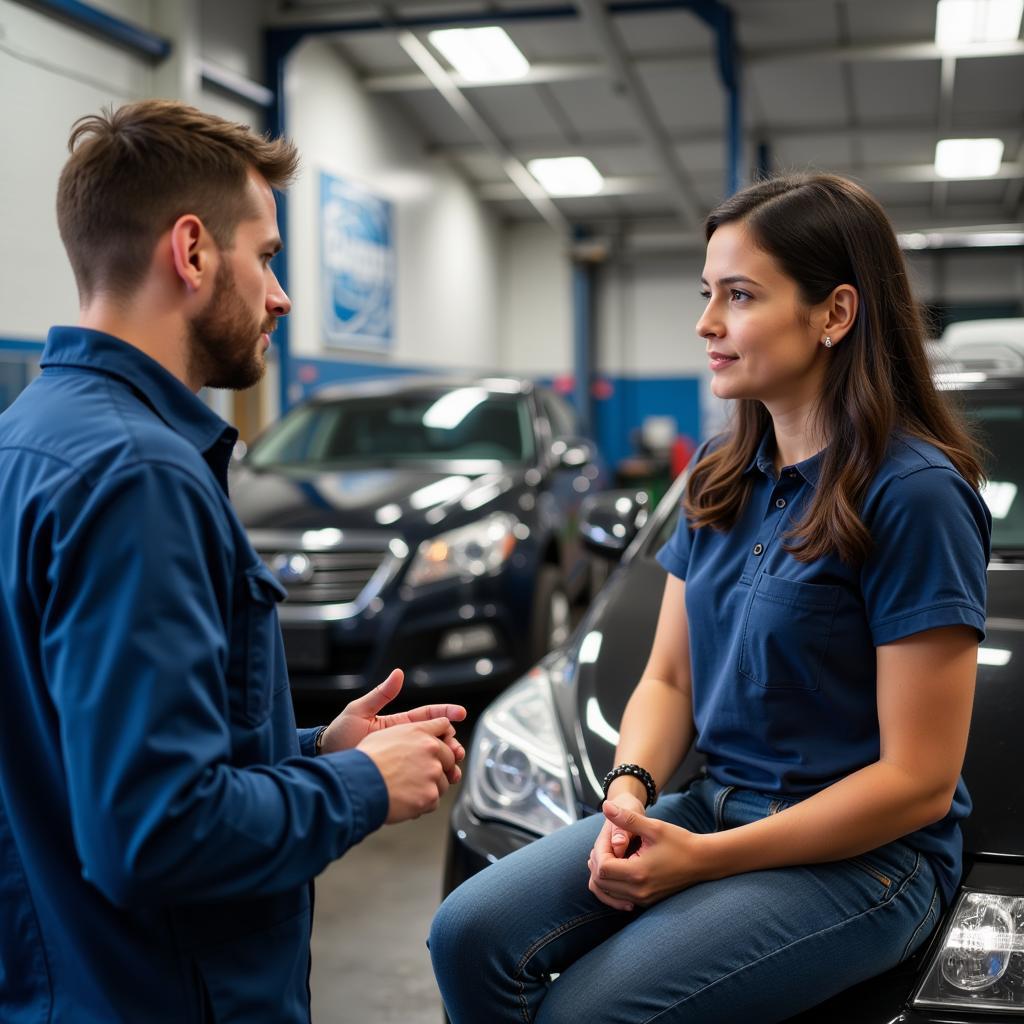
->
[964, 393, 1024, 554]
[248, 389, 534, 468]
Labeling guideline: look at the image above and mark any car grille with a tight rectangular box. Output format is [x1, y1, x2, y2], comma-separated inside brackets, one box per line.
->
[260, 549, 389, 604]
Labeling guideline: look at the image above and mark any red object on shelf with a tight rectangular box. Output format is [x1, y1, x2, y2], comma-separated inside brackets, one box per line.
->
[670, 434, 697, 478]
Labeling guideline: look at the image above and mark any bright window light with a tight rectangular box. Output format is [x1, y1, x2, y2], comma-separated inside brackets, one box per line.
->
[935, 0, 1024, 46]
[527, 157, 604, 196]
[934, 138, 1004, 178]
[427, 27, 530, 83]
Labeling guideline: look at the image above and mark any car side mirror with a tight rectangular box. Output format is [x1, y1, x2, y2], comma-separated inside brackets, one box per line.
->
[579, 489, 650, 559]
[551, 436, 597, 469]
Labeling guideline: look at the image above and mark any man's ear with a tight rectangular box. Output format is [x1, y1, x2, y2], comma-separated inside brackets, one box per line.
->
[168, 214, 213, 294]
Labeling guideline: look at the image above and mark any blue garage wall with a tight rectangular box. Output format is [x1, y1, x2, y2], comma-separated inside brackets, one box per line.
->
[594, 375, 702, 468]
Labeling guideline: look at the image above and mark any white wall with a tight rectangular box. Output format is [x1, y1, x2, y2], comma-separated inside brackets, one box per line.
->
[0, 0, 273, 342]
[0, 0, 154, 337]
[284, 37, 502, 379]
[497, 222, 572, 376]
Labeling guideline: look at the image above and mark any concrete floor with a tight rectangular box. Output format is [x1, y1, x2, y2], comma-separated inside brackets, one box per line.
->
[309, 785, 456, 1024]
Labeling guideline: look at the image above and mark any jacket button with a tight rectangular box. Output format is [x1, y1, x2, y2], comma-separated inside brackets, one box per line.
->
[775, 498, 786, 509]
[753, 543, 764, 555]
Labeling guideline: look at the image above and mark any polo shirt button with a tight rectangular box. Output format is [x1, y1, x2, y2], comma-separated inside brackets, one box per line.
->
[775, 498, 786, 509]
[753, 543, 764, 555]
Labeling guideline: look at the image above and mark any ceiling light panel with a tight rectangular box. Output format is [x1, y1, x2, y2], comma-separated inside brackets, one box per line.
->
[935, 0, 1024, 46]
[527, 157, 604, 196]
[934, 137, 1005, 177]
[427, 27, 530, 83]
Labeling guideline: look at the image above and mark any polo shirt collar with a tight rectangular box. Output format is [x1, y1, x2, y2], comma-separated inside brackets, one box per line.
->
[742, 429, 824, 487]
[41, 327, 236, 456]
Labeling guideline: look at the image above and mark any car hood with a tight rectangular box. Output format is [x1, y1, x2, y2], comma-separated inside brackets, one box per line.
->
[561, 557, 1024, 857]
[961, 563, 1024, 858]
[229, 462, 522, 538]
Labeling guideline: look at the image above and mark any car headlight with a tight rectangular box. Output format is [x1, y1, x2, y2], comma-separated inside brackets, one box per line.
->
[466, 669, 578, 836]
[914, 890, 1024, 1012]
[405, 512, 517, 588]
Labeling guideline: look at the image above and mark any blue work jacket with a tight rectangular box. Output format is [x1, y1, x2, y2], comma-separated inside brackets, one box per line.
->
[0, 328, 389, 1023]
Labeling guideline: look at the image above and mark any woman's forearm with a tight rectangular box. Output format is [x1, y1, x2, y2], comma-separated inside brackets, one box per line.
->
[695, 759, 955, 882]
[609, 675, 695, 800]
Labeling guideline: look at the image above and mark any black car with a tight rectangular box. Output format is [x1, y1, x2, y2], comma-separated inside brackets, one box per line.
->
[230, 376, 608, 697]
[443, 364, 1024, 1021]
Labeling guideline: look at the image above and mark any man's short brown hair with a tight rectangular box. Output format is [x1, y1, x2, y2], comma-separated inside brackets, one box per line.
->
[57, 100, 299, 302]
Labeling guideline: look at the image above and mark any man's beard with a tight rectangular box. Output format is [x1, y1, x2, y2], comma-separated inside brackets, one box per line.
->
[188, 261, 273, 391]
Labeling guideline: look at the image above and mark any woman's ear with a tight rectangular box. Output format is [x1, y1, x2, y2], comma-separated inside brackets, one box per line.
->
[821, 283, 858, 345]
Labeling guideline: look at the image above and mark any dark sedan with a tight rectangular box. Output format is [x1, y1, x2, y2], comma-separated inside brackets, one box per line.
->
[230, 376, 608, 697]
[443, 367, 1024, 1021]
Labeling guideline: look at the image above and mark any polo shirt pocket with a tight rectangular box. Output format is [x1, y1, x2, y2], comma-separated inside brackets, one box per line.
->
[739, 573, 840, 692]
[237, 562, 288, 726]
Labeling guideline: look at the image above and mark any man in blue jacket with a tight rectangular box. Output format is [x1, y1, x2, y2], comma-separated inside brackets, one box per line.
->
[0, 100, 465, 1022]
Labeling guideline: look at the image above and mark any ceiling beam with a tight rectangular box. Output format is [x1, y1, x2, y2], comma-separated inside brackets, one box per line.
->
[477, 162, 1024, 200]
[429, 119, 1020, 162]
[393, 31, 570, 233]
[362, 38, 1024, 92]
[570, 0, 704, 226]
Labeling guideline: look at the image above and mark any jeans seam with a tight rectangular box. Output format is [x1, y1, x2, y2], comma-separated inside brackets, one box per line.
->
[512, 908, 620, 1023]
[638, 854, 926, 1024]
[901, 881, 940, 961]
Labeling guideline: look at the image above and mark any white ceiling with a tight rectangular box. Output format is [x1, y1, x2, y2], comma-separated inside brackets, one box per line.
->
[270, 0, 1024, 235]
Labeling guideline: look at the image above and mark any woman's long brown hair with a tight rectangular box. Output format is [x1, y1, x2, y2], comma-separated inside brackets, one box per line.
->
[684, 173, 984, 565]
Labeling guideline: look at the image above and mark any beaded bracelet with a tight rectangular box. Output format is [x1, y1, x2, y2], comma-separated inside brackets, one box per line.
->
[314, 726, 329, 755]
[602, 763, 657, 807]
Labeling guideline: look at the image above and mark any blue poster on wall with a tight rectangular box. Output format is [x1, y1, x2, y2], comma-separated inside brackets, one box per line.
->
[321, 171, 394, 350]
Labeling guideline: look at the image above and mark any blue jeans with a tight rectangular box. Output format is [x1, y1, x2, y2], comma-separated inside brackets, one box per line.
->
[430, 777, 943, 1023]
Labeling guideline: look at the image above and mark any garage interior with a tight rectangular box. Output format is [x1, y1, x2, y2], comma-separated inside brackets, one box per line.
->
[2, 0, 1023, 1021]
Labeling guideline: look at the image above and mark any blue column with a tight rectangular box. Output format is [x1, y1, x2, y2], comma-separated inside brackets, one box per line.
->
[572, 231, 595, 438]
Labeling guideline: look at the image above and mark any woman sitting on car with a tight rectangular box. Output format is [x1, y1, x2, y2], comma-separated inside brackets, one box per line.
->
[429, 173, 991, 1024]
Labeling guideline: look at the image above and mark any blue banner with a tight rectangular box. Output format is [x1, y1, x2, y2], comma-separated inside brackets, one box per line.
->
[320, 172, 394, 350]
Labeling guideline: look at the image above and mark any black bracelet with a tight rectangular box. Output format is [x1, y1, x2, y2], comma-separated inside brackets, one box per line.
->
[602, 763, 657, 807]
[314, 726, 328, 755]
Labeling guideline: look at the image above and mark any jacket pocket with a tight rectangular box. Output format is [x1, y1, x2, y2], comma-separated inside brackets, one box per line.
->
[235, 562, 288, 727]
[739, 573, 840, 691]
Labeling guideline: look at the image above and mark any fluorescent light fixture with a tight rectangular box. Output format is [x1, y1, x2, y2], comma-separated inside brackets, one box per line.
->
[980, 480, 1018, 519]
[427, 27, 530, 83]
[528, 157, 604, 196]
[978, 647, 1012, 666]
[899, 229, 1024, 249]
[935, 0, 1024, 46]
[934, 138, 1004, 178]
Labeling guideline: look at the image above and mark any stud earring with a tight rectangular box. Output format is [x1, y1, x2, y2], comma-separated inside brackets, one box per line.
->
[823, 336, 833, 348]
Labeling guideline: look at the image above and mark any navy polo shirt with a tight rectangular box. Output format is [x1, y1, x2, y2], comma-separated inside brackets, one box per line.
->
[657, 430, 991, 904]
[0, 328, 388, 1023]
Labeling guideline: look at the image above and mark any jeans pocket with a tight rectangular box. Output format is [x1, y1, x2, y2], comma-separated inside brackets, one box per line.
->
[848, 855, 895, 901]
[739, 574, 840, 691]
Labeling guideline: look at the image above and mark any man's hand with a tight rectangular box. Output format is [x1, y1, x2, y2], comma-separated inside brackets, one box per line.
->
[320, 669, 466, 782]
[586, 801, 704, 910]
[358, 718, 457, 824]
